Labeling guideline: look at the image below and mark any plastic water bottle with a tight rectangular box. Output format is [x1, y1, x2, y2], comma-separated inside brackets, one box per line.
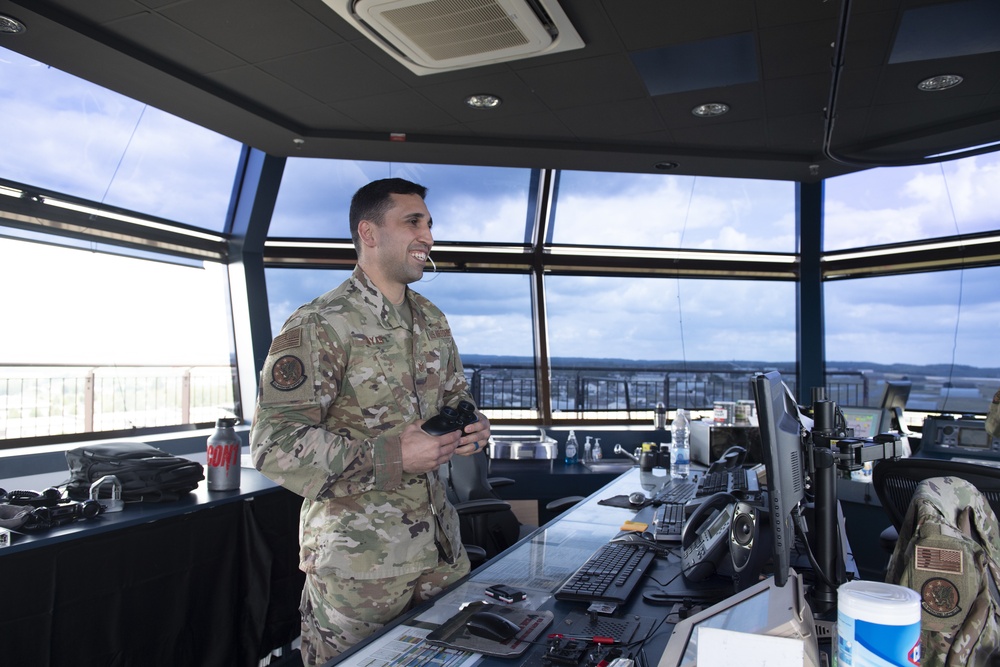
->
[564, 430, 579, 465]
[583, 435, 593, 463]
[670, 410, 690, 479]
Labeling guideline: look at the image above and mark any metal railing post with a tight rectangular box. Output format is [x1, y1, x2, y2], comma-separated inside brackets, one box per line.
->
[182, 368, 191, 424]
[85, 369, 95, 433]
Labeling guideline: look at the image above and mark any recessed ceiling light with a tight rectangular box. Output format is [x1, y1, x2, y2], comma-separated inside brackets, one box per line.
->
[465, 94, 502, 109]
[654, 161, 679, 171]
[0, 14, 26, 34]
[917, 74, 963, 91]
[691, 102, 729, 117]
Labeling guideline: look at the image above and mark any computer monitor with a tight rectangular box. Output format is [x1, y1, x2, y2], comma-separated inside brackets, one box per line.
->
[752, 371, 806, 588]
[657, 569, 819, 667]
[840, 406, 883, 439]
[878, 380, 912, 433]
[879, 379, 911, 412]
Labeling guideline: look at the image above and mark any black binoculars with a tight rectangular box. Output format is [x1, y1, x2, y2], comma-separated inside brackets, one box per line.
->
[421, 400, 479, 436]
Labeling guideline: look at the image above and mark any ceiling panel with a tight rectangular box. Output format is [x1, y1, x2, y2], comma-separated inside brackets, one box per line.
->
[0, 0, 997, 181]
[161, 0, 341, 63]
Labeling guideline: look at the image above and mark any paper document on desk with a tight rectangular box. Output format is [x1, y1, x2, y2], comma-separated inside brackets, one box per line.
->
[341, 623, 480, 667]
[696, 628, 807, 667]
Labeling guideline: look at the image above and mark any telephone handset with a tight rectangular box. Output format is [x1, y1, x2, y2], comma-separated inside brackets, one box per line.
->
[680, 492, 737, 582]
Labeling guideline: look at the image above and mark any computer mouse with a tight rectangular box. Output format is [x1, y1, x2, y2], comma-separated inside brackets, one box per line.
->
[466, 610, 520, 642]
[628, 491, 647, 506]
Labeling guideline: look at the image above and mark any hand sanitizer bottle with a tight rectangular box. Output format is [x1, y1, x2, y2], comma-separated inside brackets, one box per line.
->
[583, 435, 593, 463]
[564, 430, 579, 465]
[594, 437, 603, 460]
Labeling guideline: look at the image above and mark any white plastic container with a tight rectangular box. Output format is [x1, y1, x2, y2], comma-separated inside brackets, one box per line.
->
[837, 580, 921, 667]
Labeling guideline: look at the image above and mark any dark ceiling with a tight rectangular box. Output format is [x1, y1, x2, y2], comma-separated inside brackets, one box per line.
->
[2, 0, 1000, 183]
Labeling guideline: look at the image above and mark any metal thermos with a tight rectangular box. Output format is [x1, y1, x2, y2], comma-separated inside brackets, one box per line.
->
[654, 402, 667, 430]
[207, 417, 241, 491]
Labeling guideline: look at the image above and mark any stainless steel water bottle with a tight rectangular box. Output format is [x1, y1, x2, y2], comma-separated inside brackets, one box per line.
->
[654, 402, 667, 430]
[207, 417, 241, 491]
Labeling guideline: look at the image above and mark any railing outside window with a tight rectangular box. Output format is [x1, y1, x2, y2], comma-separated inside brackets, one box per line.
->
[1, 365, 237, 441]
[467, 365, 809, 420]
[5, 363, 992, 444]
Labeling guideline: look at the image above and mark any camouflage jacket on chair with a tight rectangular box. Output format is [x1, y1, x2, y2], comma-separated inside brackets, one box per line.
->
[886, 476, 1000, 667]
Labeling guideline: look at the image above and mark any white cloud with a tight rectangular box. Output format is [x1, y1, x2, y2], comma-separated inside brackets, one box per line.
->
[0, 239, 231, 366]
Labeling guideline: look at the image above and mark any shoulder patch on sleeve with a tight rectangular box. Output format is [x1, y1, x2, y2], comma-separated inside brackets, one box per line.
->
[270, 355, 307, 391]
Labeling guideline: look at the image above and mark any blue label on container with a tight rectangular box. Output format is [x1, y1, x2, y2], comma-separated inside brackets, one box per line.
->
[839, 613, 921, 667]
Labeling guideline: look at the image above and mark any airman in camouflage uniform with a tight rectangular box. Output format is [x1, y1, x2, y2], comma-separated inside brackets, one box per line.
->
[987, 387, 1000, 438]
[250, 179, 491, 666]
[886, 476, 1000, 667]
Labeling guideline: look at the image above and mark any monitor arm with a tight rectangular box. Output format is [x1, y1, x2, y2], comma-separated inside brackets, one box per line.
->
[803, 399, 905, 615]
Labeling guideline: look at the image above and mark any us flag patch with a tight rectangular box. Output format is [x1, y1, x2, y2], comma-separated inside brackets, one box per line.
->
[269, 329, 302, 354]
[915, 546, 963, 574]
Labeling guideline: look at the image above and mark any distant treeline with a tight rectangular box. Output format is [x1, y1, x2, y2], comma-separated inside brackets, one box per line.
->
[461, 355, 1000, 378]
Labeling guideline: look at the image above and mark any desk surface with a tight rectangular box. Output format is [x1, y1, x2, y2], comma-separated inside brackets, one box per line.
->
[0, 446, 280, 555]
[331, 467, 792, 667]
[0, 447, 304, 667]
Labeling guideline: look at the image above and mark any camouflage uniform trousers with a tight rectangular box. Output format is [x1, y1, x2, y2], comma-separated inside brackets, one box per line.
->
[299, 554, 470, 667]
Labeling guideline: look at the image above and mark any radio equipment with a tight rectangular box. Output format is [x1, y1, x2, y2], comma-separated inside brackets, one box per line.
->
[921, 415, 997, 462]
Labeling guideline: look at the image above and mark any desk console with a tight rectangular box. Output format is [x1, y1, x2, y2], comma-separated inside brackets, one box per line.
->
[921, 415, 997, 461]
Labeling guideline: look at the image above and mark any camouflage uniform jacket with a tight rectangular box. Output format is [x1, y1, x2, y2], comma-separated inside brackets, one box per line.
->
[887, 476, 1000, 667]
[250, 266, 470, 579]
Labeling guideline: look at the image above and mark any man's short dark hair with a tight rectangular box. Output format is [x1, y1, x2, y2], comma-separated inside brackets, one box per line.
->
[350, 178, 428, 252]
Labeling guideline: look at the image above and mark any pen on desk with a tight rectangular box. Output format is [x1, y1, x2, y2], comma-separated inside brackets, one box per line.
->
[547, 633, 617, 644]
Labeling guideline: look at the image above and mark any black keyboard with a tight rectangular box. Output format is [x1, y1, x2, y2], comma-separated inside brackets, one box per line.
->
[554, 542, 656, 604]
[652, 502, 686, 542]
[652, 479, 698, 504]
[696, 468, 758, 496]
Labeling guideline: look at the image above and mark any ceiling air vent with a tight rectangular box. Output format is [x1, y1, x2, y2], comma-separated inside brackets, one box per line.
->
[324, 0, 584, 75]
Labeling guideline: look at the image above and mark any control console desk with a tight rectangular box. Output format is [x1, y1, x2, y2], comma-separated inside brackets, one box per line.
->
[332, 467, 847, 667]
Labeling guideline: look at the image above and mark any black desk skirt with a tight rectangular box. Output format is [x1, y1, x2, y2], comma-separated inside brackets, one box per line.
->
[0, 490, 303, 667]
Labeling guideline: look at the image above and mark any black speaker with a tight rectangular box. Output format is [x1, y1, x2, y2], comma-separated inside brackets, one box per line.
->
[729, 501, 758, 571]
[729, 499, 772, 591]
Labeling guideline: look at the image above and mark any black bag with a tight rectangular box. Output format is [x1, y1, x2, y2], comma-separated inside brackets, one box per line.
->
[64, 441, 204, 502]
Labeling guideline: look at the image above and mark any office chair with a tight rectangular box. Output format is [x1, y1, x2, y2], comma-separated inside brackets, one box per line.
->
[872, 456, 1000, 552]
[440, 451, 582, 565]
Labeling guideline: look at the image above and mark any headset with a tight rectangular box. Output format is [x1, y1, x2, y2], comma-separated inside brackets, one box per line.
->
[707, 446, 748, 474]
[0, 487, 102, 530]
[0, 486, 63, 507]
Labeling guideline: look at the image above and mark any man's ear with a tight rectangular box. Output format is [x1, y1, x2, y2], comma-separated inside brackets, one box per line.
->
[357, 220, 378, 247]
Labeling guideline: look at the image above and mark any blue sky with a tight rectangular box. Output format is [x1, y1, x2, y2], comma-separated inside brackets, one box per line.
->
[1, 45, 998, 371]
